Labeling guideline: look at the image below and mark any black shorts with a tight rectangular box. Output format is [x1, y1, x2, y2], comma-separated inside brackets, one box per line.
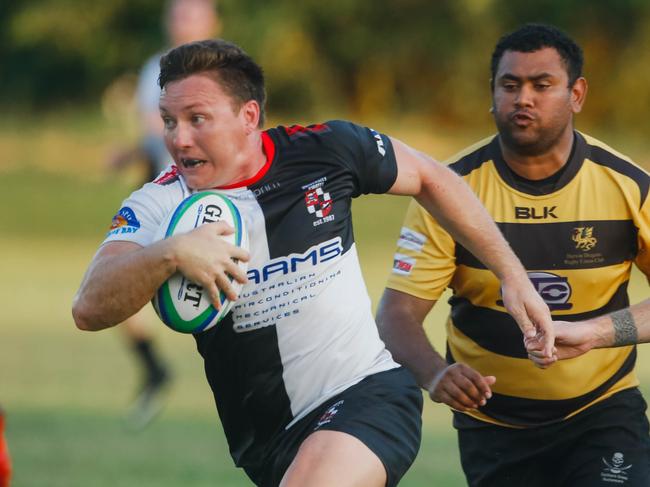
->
[247, 367, 423, 487]
[456, 388, 650, 487]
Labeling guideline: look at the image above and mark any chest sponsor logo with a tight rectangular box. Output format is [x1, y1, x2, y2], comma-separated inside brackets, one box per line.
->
[392, 253, 416, 276]
[397, 227, 426, 252]
[601, 451, 632, 483]
[247, 237, 343, 285]
[302, 177, 336, 226]
[572, 226, 597, 251]
[498, 271, 572, 310]
[515, 206, 558, 219]
[107, 207, 141, 236]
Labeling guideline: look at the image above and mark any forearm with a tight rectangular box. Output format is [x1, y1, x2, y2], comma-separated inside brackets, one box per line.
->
[416, 165, 524, 282]
[376, 298, 447, 390]
[590, 299, 650, 349]
[72, 240, 177, 331]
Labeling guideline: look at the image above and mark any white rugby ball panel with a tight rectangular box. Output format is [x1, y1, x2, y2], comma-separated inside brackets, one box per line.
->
[152, 191, 248, 334]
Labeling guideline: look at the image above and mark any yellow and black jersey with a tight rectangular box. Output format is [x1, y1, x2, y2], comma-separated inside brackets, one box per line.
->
[387, 131, 650, 427]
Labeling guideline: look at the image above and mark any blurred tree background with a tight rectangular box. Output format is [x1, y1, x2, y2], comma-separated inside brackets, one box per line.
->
[1, 0, 650, 137]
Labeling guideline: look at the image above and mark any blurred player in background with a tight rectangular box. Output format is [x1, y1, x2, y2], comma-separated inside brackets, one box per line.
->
[109, 0, 220, 430]
[73, 39, 554, 486]
[377, 23, 650, 486]
[0, 407, 10, 487]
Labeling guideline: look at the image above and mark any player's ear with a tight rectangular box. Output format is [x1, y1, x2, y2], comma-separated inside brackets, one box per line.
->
[571, 77, 587, 114]
[241, 100, 261, 134]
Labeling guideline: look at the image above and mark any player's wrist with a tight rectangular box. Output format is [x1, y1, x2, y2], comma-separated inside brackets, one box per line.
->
[158, 234, 183, 274]
[590, 315, 616, 349]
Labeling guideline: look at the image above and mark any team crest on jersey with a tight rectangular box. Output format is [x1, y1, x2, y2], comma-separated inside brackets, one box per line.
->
[305, 187, 332, 218]
[153, 165, 180, 185]
[107, 207, 141, 236]
[302, 177, 335, 226]
[572, 226, 597, 251]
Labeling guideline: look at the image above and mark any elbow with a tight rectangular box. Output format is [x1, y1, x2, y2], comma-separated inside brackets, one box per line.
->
[72, 295, 100, 331]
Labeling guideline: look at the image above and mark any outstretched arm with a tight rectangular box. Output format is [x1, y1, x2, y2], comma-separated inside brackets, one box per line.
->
[72, 222, 248, 331]
[388, 137, 554, 358]
[527, 299, 650, 364]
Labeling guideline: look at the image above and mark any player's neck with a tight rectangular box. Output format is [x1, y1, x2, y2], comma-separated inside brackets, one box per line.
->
[234, 131, 267, 182]
[501, 128, 574, 181]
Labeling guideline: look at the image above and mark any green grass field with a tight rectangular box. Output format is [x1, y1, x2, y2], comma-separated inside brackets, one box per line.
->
[2, 112, 649, 486]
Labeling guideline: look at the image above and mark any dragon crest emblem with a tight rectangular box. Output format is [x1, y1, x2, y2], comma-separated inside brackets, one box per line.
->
[572, 226, 597, 251]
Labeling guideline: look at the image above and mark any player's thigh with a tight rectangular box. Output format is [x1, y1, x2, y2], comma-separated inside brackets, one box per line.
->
[280, 430, 385, 487]
[266, 367, 421, 487]
[457, 422, 554, 487]
[560, 389, 650, 486]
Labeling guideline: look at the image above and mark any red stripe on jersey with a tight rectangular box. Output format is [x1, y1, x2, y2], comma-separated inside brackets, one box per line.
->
[285, 124, 330, 138]
[153, 165, 179, 185]
[216, 131, 276, 190]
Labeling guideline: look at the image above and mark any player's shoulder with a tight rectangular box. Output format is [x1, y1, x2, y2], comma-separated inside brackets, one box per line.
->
[134, 165, 189, 202]
[445, 135, 497, 176]
[580, 131, 650, 205]
[267, 119, 361, 143]
[580, 132, 649, 178]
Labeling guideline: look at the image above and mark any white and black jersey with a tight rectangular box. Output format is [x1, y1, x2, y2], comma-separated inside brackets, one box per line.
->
[104, 120, 401, 471]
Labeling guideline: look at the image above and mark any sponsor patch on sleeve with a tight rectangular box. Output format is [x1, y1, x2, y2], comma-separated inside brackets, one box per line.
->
[392, 253, 416, 276]
[397, 226, 426, 252]
[369, 128, 386, 156]
[107, 207, 141, 237]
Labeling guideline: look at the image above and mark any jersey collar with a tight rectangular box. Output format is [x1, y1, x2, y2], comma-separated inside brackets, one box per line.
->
[491, 131, 587, 196]
[214, 130, 276, 190]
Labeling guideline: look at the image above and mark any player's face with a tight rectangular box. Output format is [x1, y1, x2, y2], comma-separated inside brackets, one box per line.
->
[159, 74, 253, 189]
[492, 47, 586, 156]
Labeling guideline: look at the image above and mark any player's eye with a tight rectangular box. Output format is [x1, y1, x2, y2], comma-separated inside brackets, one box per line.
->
[191, 114, 205, 124]
[162, 117, 176, 129]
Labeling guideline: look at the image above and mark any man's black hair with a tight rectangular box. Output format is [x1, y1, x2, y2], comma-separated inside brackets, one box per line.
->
[491, 23, 584, 89]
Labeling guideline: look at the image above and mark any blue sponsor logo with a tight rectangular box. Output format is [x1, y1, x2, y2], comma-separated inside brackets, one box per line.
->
[107, 207, 141, 236]
[248, 237, 343, 284]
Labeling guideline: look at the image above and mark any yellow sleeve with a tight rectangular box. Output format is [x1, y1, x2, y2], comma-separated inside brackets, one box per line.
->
[385, 198, 456, 300]
[634, 194, 650, 278]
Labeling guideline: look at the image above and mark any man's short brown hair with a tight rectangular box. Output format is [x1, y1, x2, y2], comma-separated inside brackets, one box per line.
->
[159, 39, 266, 127]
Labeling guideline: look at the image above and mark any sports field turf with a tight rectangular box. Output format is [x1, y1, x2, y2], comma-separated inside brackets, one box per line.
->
[2, 113, 649, 486]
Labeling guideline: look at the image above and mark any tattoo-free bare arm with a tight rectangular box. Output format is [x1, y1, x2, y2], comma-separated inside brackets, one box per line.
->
[377, 289, 496, 410]
[72, 222, 249, 331]
[387, 137, 554, 357]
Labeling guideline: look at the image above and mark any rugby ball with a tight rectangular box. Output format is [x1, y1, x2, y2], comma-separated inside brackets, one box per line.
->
[152, 191, 248, 333]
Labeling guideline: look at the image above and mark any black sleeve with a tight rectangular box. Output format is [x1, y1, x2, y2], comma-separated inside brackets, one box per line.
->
[324, 120, 398, 197]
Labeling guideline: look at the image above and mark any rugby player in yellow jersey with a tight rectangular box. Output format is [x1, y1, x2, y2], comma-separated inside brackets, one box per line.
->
[377, 23, 650, 486]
